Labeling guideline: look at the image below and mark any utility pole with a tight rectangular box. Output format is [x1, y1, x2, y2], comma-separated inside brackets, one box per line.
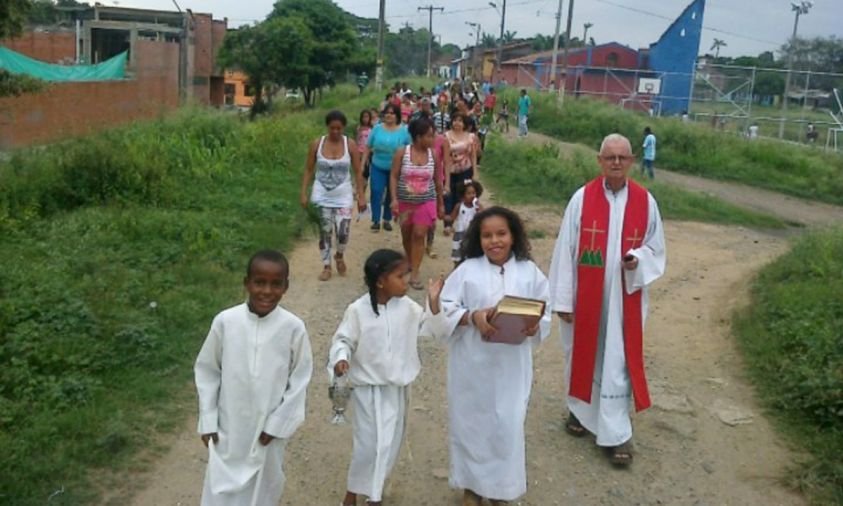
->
[376, 0, 386, 90]
[497, 0, 507, 83]
[549, 0, 563, 92]
[466, 21, 481, 81]
[419, 5, 444, 78]
[779, 0, 812, 139]
[560, 0, 575, 106]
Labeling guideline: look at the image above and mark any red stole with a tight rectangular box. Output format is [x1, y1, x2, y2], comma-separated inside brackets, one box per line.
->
[569, 177, 651, 412]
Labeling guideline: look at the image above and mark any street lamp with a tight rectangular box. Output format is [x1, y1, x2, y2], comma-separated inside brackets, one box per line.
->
[583, 22, 593, 44]
[488, 0, 507, 83]
[779, 0, 813, 138]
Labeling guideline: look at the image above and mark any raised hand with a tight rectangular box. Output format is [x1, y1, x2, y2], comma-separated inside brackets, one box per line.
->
[428, 275, 445, 314]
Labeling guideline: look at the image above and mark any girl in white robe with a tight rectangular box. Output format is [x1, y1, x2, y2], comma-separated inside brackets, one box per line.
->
[329, 248, 431, 506]
[425, 207, 551, 505]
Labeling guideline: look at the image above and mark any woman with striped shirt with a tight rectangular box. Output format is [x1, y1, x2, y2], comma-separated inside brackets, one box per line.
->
[389, 117, 444, 290]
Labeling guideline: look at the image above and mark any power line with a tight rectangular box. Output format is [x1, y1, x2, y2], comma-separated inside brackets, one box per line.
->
[418, 5, 445, 77]
[592, 0, 782, 48]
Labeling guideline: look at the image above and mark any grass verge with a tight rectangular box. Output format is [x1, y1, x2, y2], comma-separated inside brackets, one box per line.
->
[0, 108, 322, 505]
[732, 229, 843, 505]
[481, 136, 787, 229]
[496, 89, 843, 206]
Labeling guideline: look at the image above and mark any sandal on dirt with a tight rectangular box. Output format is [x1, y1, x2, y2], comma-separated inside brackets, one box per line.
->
[608, 441, 634, 467]
[319, 267, 332, 281]
[565, 413, 588, 437]
[335, 254, 347, 276]
[426, 247, 438, 259]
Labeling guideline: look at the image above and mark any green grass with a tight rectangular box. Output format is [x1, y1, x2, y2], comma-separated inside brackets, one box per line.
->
[0, 108, 323, 505]
[499, 90, 843, 206]
[481, 136, 787, 229]
[732, 229, 843, 504]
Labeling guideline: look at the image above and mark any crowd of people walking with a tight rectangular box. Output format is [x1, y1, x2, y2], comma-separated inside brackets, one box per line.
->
[197, 79, 666, 506]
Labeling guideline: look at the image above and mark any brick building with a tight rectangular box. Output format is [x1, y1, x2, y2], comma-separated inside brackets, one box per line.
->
[0, 5, 228, 149]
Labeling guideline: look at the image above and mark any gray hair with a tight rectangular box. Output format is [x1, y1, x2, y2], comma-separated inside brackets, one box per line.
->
[599, 133, 632, 155]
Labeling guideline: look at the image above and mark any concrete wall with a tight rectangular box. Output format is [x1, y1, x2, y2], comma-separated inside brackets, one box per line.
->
[648, 0, 706, 115]
[2, 30, 76, 63]
[0, 41, 179, 149]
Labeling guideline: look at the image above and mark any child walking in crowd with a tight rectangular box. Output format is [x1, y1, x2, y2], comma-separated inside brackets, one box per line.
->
[195, 250, 313, 506]
[449, 179, 484, 265]
[329, 249, 438, 506]
[425, 207, 551, 506]
[496, 99, 510, 133]
[357, 109, 374, 184]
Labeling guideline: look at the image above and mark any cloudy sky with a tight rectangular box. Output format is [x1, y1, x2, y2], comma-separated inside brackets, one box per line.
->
[118, 0, 841, 58]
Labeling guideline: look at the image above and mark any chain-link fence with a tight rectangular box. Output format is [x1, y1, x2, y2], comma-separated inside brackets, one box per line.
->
[511, 61, 843, 151]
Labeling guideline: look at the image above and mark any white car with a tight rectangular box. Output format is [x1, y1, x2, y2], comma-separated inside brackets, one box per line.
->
[284, 88, 301, 100]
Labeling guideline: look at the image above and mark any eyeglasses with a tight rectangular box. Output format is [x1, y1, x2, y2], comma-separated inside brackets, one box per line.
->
[599, 155, 635, 163]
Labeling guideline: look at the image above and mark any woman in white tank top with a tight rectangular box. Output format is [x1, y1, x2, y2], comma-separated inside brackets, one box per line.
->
[301, 111, 366, 281]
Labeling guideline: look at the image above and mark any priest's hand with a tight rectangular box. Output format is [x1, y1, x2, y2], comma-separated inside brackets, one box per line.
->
[557, 312, 573, 324]
[258, 432, 275, 446]
[472, 307, 498, 338]
[334, 360, 350, 376]
[622, 254, 639, 270]
[201, 432, 218, 448]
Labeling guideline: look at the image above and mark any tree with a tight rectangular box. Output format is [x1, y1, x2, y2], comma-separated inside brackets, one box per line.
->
[481, 32, 497, 48]
[269, 0, 357, 106]
[531, 34, 554, 51]
[0, 0, 30, 39]
[217, 17, 313, 116]
[502, 30, 518, 43]
[384, 25, 439, 77]
[710, 38, 727, 59]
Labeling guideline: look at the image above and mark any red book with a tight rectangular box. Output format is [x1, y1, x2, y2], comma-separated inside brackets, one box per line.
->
[486, 296, 546, 345]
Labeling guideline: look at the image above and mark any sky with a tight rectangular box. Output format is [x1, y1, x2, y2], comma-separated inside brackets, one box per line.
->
[114, 0, 842, 58]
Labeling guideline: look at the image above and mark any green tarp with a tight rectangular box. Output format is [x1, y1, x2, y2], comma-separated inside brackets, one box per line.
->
[0, 46, 127, 82]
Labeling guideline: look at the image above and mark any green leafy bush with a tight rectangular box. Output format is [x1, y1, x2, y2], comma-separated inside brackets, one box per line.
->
[734, 229, 843, 504]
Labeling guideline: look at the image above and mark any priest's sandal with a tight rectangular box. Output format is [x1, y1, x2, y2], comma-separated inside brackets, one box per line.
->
[608, 441, 634, 467]
[335, 254, 347, 276]
[565, 413, 588, 437]
[319, 266, 332, 281]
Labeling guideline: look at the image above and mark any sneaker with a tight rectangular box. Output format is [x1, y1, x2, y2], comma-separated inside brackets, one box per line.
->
[370, 222, 380, 232]
[382, 221, 393, 232]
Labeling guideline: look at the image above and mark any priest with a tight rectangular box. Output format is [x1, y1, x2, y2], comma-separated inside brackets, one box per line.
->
[548, 133, 666, 466]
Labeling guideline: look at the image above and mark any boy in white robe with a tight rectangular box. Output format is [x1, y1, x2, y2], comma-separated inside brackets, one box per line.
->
[425, 207, 551, 506]
[329, 249, 431, 506]
[195, 250, 313, 506]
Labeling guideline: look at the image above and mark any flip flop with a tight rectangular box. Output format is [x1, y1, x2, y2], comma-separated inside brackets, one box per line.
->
[409, 280, 424, 290]
[565, 413, 588, 437]
[608, 441, 634, 467]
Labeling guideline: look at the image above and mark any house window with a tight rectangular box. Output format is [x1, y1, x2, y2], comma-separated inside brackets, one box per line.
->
[606, 52, 619, 67]
[244, 83, 256, 97]
[681, 28, 686, 37]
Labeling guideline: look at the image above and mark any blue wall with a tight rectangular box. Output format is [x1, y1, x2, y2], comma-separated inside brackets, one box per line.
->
[648, 0, 705, 115]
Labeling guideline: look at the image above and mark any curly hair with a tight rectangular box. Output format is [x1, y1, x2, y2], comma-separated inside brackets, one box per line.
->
[458, 206, 532, 264]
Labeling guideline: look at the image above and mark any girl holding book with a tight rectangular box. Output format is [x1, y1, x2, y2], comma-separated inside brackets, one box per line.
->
[425, 206, 551, 506]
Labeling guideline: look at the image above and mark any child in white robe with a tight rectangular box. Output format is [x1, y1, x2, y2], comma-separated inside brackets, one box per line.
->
[425, 206, 551, 506]
[195, 250, 313, 506]
[329, 248, 433, 506]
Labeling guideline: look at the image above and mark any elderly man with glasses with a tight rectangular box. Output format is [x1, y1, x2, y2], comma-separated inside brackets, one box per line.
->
[548, 133, 666, 467]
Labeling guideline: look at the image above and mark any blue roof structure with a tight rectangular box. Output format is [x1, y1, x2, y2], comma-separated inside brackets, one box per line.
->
[648, 0, 706, 115]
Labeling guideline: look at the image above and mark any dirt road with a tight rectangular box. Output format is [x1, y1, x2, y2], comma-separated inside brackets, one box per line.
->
[113, 127, 843, 505]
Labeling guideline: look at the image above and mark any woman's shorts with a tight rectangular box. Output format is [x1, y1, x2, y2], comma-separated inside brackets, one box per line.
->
[398, 200, 438, 227]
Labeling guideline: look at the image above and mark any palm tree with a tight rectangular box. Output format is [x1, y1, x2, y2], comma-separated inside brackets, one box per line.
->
[710, 38, 727, 59]
[502, 30, 518, 43]
[481, 32, 498, 47]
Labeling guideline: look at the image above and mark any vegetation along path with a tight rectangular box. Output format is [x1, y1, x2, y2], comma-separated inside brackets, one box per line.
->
[522, 130, 843, 229]
[116, 131, 828, 505]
